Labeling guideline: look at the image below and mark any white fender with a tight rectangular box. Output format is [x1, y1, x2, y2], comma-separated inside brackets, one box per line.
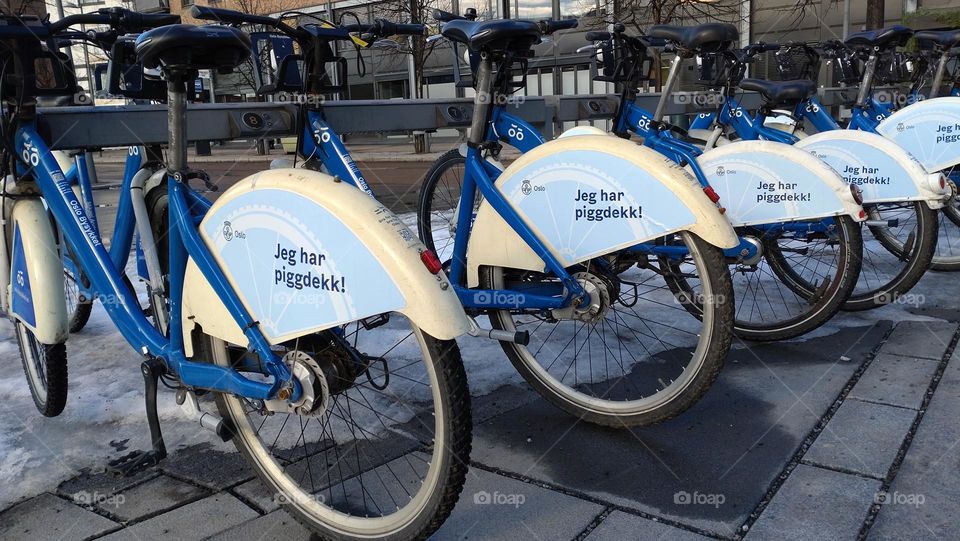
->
[796, 130, 949, 209]
[697, 140, 865, 227]
[764, 122, 809, 139]
[7, 199, 67, 344]
[464, 134, 739, 288]
[558, 125, 606, 138]
[181, 169, 470, 355]
[52, 150, 73, 175]
[876, 96, 960, 173]
[687, 128, 734, 148]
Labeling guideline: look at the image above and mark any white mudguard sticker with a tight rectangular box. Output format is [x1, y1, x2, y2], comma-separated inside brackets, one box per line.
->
[697, 141, 862, 227]
[499, 149, 695, 265]
[201, 188, 406, 342]
[796, 130, 945, 205]
[876, 97, 960, 173]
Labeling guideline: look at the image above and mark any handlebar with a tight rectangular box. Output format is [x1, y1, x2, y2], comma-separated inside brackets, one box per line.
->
[539, 18, 578, 34]
[190, 5, 300, 37]
[192, 5, 421, 43]
[49, 7, 179, 34]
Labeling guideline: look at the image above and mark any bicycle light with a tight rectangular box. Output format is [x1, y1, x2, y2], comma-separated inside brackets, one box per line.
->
[420, 249, 443, 274]
[850, 184, 864, 205]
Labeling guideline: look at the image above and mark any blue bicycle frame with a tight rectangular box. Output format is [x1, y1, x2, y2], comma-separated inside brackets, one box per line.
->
[16, 117, 298, 402]
[299, 106, 583, 310]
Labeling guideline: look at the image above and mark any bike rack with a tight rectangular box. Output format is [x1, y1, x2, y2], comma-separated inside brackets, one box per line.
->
[35, 87, 887, 150]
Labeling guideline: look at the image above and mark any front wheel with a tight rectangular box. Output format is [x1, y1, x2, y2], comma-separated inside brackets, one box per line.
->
[732, 216, 862, 341]
[482, 232, 734, 427]
[203, 315, 471, 541]
[15, 321, 67, 417]
[63, 242, 93, 333]
[845, 201, 937, 310]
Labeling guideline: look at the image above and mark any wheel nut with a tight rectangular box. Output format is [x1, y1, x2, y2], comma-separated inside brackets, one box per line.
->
[277, 387, 292, 401]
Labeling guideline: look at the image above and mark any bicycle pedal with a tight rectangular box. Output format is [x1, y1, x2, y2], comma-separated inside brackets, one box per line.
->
[107, 449, 164, 478]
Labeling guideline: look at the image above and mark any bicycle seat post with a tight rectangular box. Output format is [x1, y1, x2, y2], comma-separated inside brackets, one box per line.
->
[166, 71, 193, 175]
[469, 54, 495, 147]
[855, 51, 878, 107]
[653, 54, 684, 122]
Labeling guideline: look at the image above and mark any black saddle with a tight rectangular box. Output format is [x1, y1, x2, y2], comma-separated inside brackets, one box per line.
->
[915, 29, 960, 50]
[647, 23, 739, 52]
[845, 25, 913, 49]
[740, 78, 816, 106]
[441, 19, 541, 51]
[135, 24, 250, 73]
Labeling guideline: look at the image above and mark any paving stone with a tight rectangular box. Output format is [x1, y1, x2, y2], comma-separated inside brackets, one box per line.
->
[877, 321, 956, 360]
[745, 464, 880, 541]
[848, 354, 940, 410]
[868, 348, 960, 541]
[160, 443, 255, 490]
[431, 467, 604, 540]
[585, 511, 712, 541]
[0, 493, 118, 541]
[208, 511, 314, 540]
[470, 382, 540, 425]
[105, 474, 209, 523]
[232, 478, 280, 514]
[804, 400, 916, 479]
[97, 493, 258, 540]
[56, 468, 161, 505]
[469, 323, 887, 537]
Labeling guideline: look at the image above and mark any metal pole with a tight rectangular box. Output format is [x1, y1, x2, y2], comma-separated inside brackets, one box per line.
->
[842, 0, 850, 39]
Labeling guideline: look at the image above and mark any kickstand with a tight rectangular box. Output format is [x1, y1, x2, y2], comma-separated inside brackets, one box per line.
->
[109, 358, 168, 477]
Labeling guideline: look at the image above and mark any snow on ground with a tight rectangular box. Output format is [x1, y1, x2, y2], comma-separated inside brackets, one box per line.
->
[0, 214, 953, 509]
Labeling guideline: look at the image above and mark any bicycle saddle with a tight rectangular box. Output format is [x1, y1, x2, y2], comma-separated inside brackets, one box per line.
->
[647, 23, 738, 52]
[740, 78, 816, 106]
[441, 19, 541, 51]
[136, 24, 250, 72]
[914, 29, 960, 50]
[845, 25, 912, 49]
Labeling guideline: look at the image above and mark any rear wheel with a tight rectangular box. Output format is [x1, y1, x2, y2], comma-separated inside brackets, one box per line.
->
[844, 201, 937, 310]
[203, 316, 471, 540]
[481, 232, 734, 427]
[15, 321, 67, 417]
[933, 166, 960, 270]
[731, 216, 862, 341]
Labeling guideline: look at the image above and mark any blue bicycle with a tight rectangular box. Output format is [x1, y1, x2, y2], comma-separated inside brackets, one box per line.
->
[420, 19, 864, 345]
[684, 33, 942, 310]
[4, 10, 473, 539]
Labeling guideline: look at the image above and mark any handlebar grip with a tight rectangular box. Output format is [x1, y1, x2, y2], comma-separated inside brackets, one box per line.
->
[128, 12, 180, 31]
[190, 5, 275, 27]
[433, 9, 462, 22]
[49, 13, 110, 33]
[379, 21, 425, 36]
[585, 31, 611, 42]
[539, 18, 578, 34]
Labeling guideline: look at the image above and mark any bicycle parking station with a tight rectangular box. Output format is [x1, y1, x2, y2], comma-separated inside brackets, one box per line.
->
[0, 3, 959, 540]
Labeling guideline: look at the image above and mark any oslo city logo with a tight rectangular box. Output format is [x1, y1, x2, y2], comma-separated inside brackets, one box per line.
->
[897, 122, 906, 133]
[521, 179, 533, 196]
[716, 166, 726, 177]
[222, 221, 234, 241]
